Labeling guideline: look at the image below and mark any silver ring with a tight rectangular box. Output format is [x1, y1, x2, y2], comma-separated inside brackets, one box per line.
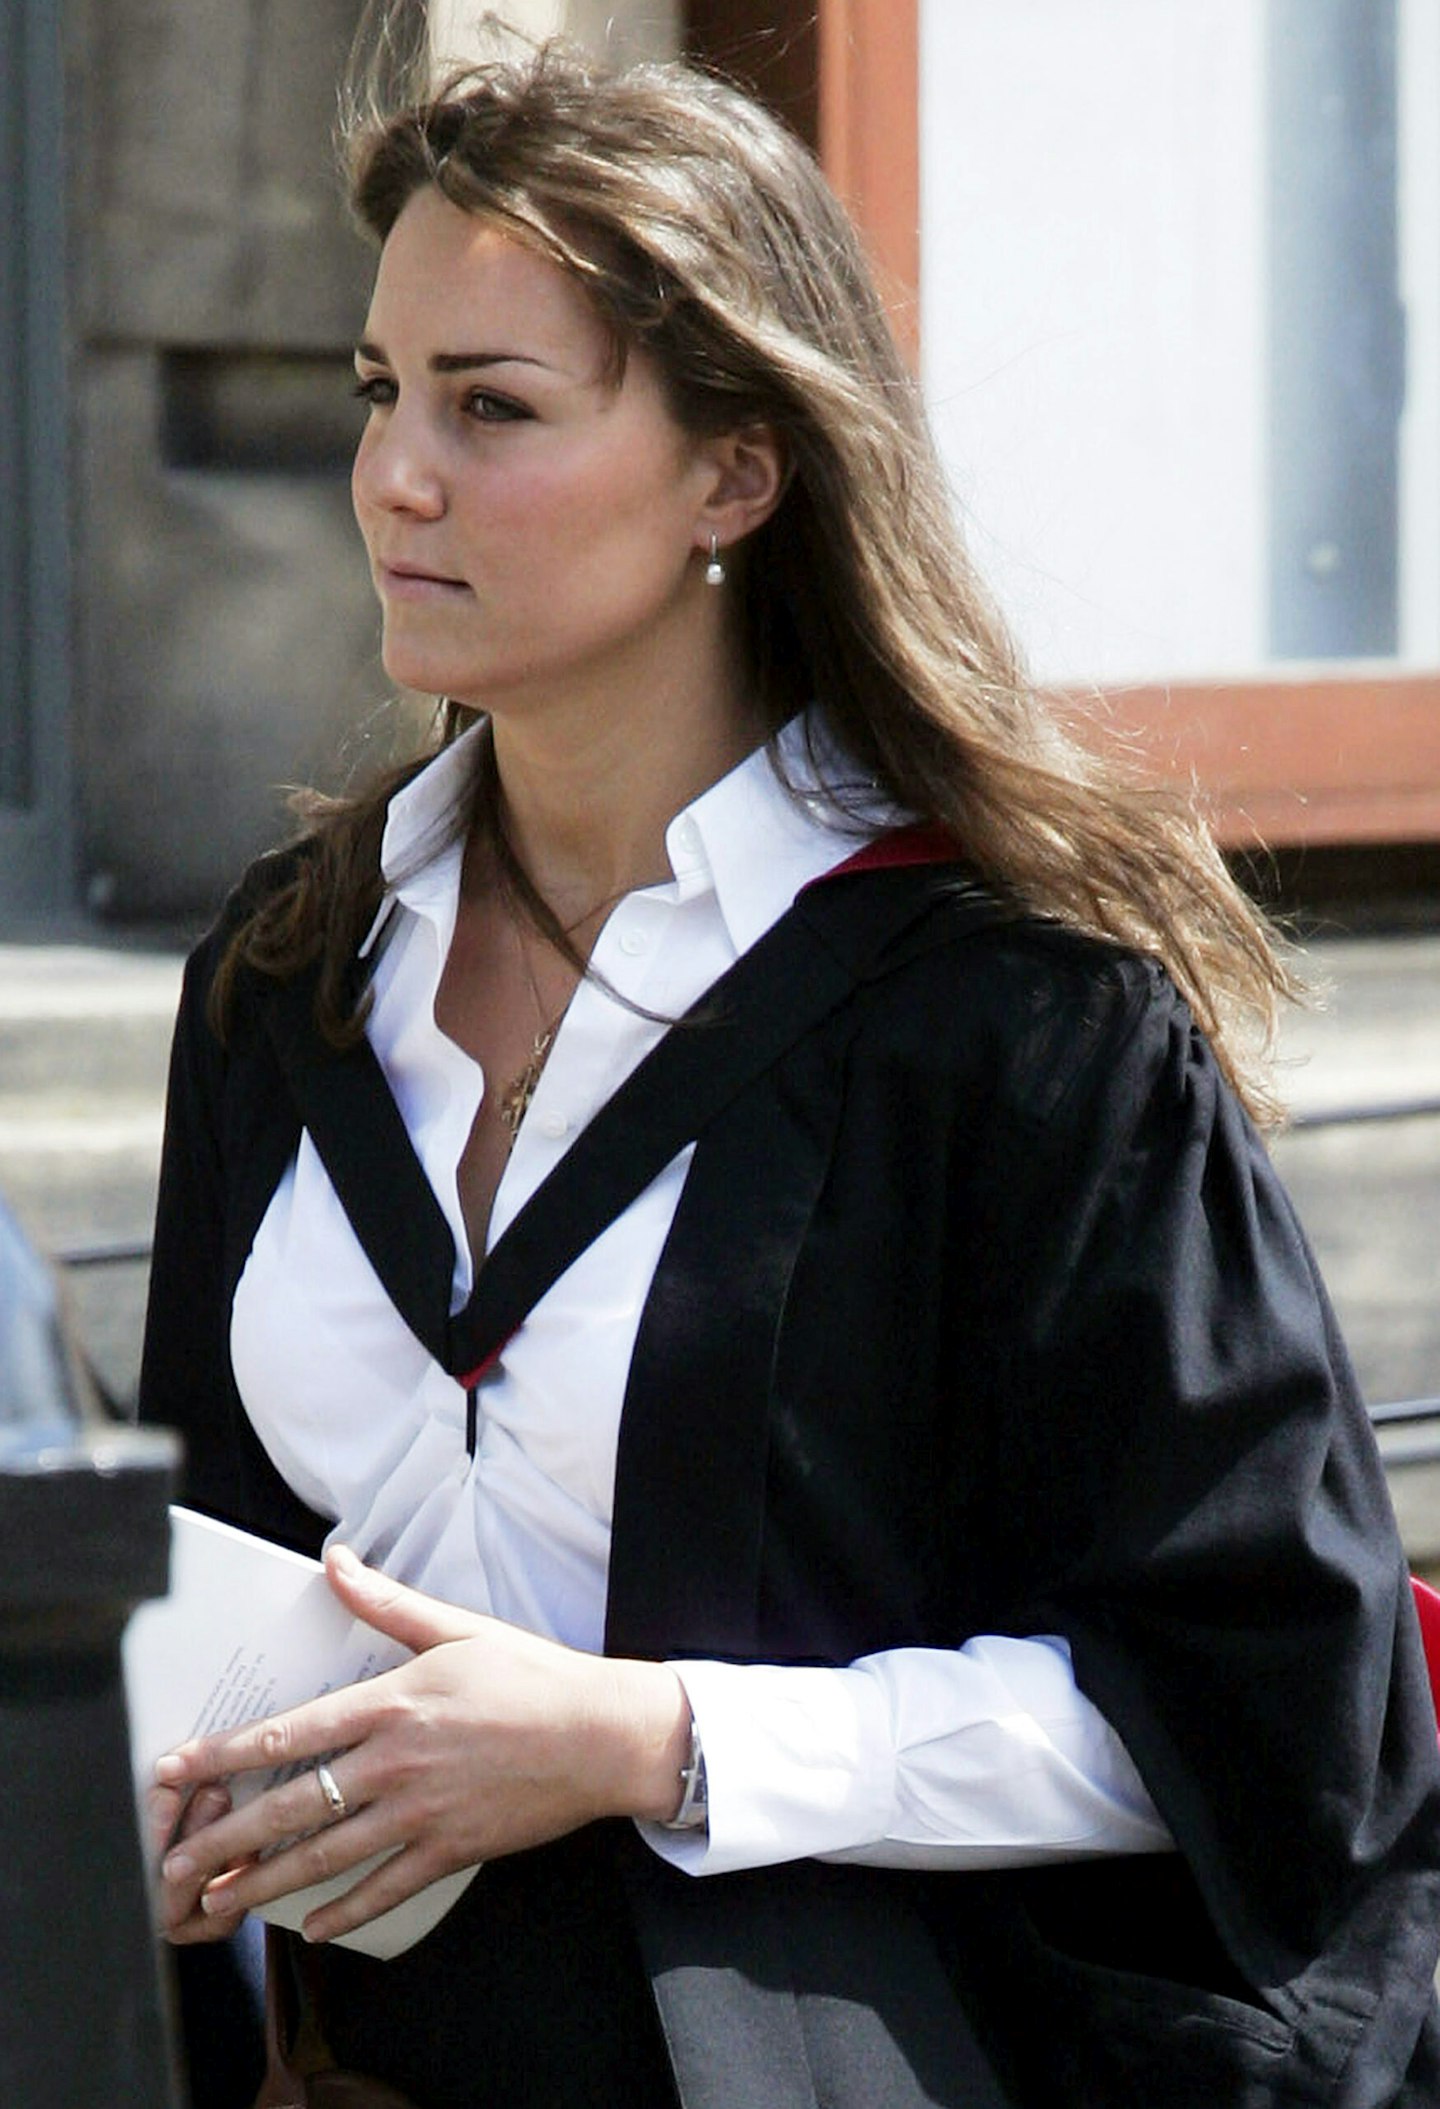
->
[314, 1759, 347, 1822]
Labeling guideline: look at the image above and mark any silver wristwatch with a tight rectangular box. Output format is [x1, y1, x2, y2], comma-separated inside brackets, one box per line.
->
[663, 1715, 709, 1830]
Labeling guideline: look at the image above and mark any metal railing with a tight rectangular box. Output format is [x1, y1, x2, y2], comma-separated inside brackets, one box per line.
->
[1279, 1093, 1440, 1463]
[1369, 1398, 1440, 1470]
[58, 1235, 154, 1269]
[1289, 1095, 1440, 1132]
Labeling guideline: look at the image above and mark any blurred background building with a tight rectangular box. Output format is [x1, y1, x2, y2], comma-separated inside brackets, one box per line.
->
[3, 0, 1438, 928]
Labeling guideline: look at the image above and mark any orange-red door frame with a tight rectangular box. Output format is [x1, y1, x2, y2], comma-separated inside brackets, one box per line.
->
[1099, 676, 1440, 850]
[815, 0, 920, 362]
[683, 0, 919, 360]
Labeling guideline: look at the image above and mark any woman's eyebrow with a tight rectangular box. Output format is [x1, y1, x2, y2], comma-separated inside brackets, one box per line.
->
[354, 339, 557, 374]
[431, 349, 557, 373]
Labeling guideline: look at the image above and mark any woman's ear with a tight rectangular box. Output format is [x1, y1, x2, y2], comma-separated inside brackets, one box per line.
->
[694, 423, 789, 560]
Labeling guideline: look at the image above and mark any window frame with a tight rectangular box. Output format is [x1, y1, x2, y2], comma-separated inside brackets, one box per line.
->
[685, 0, 1439, 853]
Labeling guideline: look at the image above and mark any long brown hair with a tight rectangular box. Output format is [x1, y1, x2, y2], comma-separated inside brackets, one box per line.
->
[219, 28, 1297, 1122]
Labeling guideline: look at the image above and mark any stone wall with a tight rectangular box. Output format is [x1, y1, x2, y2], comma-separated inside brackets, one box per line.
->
[66, 0, 682, 924]
[69, 0, 381, 922]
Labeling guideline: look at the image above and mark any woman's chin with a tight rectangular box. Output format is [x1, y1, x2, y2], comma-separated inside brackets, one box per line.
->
[380, 644, 485, 702]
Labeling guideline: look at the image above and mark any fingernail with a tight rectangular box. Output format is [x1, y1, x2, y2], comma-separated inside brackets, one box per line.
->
[154, 1754, 185, 1784]
[163, 1851, 193, 1883]
[201, 1885, 239, 1917]
[329, 1543, 360, 1575]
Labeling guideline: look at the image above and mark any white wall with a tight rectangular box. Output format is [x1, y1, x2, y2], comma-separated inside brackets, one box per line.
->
[431, 0, 678, 67]
[919, 0, 1270, 686]
[920, 0, 1440, 687]
[1399, 0, 1440, 665]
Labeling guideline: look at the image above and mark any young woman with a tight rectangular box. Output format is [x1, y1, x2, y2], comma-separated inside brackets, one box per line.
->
[140, 34, 1440, 2109]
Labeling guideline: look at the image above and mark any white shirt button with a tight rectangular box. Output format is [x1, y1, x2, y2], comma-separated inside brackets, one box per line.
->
[672, 816, 701, 858]
[619, 929, 647, 956]
[538, 1109, 570, 1138]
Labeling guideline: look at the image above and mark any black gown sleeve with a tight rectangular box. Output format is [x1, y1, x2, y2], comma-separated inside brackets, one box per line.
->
[964, 940, 1440, 2067]
[137, 918, 327, 1554]
[137, 934, 231, 1491]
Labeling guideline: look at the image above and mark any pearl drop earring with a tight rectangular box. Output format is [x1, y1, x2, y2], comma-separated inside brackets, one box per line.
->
[704, 533, 725, 586]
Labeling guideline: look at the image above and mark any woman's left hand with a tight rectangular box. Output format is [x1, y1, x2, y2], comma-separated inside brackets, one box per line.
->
[155, 1543, 690, 1946]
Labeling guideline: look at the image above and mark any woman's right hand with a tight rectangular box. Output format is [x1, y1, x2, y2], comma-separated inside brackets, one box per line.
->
[152, 1545, 693, 1948]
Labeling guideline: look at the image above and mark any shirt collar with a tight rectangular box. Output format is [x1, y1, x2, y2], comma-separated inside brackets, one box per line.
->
[381, 719, 487, 890]
[362, 710, 898, 961]
[663, 714, 899, 957]
[358, 721, 487, 958]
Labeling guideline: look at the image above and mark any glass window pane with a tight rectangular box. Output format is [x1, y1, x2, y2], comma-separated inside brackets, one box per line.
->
[919, 0, 1440, 686]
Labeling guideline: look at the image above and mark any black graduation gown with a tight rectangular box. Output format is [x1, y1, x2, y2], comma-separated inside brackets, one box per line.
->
[139, 854, 1440, 2108]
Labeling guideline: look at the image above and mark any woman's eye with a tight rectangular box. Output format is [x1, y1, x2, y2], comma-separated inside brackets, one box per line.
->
[349, 376, 529, 423]
[466, 390, 531, 425]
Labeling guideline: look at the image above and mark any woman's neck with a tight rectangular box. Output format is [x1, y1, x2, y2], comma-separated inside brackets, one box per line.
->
[481, 665, 767, 926]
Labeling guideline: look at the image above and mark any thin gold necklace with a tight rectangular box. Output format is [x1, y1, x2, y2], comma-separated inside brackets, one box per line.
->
[493, 865, 657, 1147]
[497, 921, 564, 1148]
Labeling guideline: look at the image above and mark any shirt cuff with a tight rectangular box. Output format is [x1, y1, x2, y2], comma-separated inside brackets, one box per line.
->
[636, 1656, 897, 1876]
[635, 1638, 1173, 1879]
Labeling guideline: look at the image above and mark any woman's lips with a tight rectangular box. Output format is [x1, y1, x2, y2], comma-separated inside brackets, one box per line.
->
[378, 562, 471, 600]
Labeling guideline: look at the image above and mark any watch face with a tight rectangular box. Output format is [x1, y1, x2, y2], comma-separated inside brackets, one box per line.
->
[665, 1725, 708, 1828]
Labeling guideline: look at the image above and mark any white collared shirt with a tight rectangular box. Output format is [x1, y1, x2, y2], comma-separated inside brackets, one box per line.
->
[231, 717, 1170, 1876]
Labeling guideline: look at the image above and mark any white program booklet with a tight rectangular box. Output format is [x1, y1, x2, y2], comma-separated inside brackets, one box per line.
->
[123, 1505, 482, 1959]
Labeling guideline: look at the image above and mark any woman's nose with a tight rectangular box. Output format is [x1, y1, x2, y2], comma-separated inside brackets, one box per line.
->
[353, 412, 446, 519]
